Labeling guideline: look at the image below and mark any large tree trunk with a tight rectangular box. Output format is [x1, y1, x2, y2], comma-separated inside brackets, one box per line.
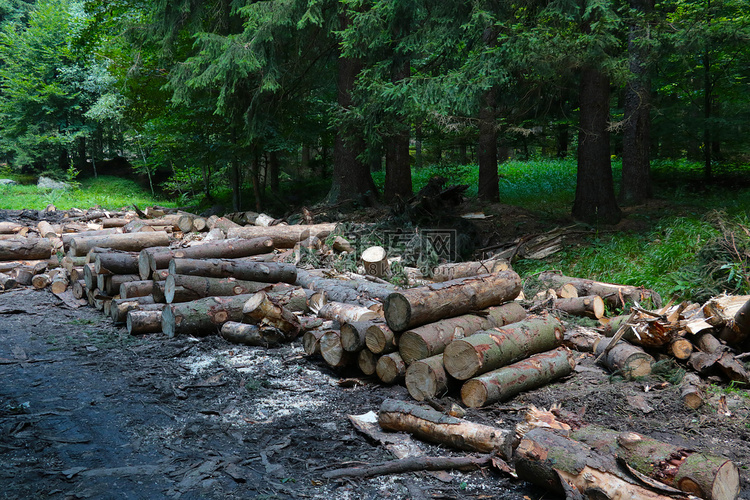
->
[398, 302, 527, 364]
[572, 67, 621, 225]
[384, 56, 413, 202]
[327, 11, 378, 205]
[620, 0, 654, 206]
[169, 257, 296, 284]
[478, 85, 499, 201]
[461, 347, 575, 407]
[378, 399, 513, 460]
[384, 270, 522, 332]
[443, 315, 564, 380]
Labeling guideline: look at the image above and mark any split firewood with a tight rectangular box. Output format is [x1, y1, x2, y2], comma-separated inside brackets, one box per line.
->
[169, 257, 297, 284]
[161, 294, 257, 337]
[365, 323, 398, 354]
[220, 321, 285, 347]
[378, 398, 513, 459]
[320, 330, 354, 368]
[126, 310, 163, 335]
[164, 273, 289, 303]
[680, 372, 705, 409]
[322, 454, 493, 480]
[405, 354, 454, 401]
[0, 238, 54, 261]
[138, 236, 275, 279]
[461, 347, 576, 408]
[340, 321, 378, 352]
[538, 270, 662, 309]
[361, 246, 389, 278]
[443, 315, 564, 380]
[309, 294, 380, 323]
[358, 349, 379, 376]
[593, 337, 654, 379]
[384, 270, 522, 332]
[242, 291, 301, 338]
[69, 231, 171, 257]
[226, 222, 337, 248]
[431, 258, 509, 282]
[515, 428, 684, 500]
[94, 251, 140, 275]
[398, 302, 527, 364]
[302, 330, 326, 356]
[375, 352, 407, 384]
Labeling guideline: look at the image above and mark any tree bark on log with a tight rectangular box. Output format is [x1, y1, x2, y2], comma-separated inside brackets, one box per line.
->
[431, 259, 509, 282]
[384, 271, 522, 332]
[719, 296, 750, 347]
[376, 352, 407, 384]
[538, 271, 662, 309]
[515, 428, 677, 500]
[126, 310, 163, 335]
[443, 315, 564, 380]
[378, 399, 513, 459]
[461, 348, 575, 408]
[569, 425, 740, 500]
[119, 280, 154, 299]
[405, 354, 454, 401]
[0, 272, 17, 291]
[62, 228, 120, 251]
[242, 291, 300, 338]
[220, 321, 285, 347]
[99, 274, 140, 296]
[110, 298, 162, 324]
[69, 231, 171, 257]
[399, 302, 527, 365]
[94, 251, 140, 275]
[594, 337, 654, 379]
[680, 372, 705, 409]
[0, 222, 24, 233]
[365, 323, 398, 354]
[169, 257, 297, 284]
[361, 246, 389, 278]
[161, 294, 256, 337]
[296, 269, 394, 307]
[551, 295, 606, 319]
[226, 223, 337, 248]
[0, 238, 53, 261]
[302, 330, 326, 356]
[165, 274, 291, 304]
[37, 220, 58, 238]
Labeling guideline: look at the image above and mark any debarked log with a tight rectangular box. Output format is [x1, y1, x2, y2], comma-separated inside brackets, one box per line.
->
[460, 347, 576, 408]
[161, 294, 256, 337]
[384, 270, 522, 332]
[311, 298, 380, 323]
[378, 399, 513, 460]
[169, 257, 297, 284]
[443, 315, 564, 380]
[398, 302, 527, 365]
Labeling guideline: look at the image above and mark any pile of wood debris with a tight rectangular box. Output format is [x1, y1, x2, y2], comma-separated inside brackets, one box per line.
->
[0, 204, 746, 500]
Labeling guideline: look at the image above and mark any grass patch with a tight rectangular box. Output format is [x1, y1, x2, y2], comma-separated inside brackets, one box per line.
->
[0, 176, 176, 210]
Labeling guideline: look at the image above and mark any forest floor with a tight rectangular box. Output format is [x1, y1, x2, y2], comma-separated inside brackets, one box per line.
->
[1, 203, 750, 499]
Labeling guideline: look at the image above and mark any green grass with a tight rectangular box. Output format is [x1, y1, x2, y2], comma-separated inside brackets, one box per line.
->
[0, 175, 177, 210]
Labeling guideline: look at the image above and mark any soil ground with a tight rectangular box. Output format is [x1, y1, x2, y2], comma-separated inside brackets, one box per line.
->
[2, 205, 750, 499]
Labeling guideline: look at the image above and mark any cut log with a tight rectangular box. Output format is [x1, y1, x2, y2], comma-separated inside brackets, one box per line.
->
[71, 280, 86, 299]
[550, 295, 605, 319]
[0, 221, 23, 233]
[398, 302, 527, 365]
[161, 294, 256, 337]
[340, 321, 378, 352]
[461, 347, 575, 408]
[538, 271, 662, 309]
[680, 372, 705, 409]
[169, 257, 296, 284]
[50, 273, 68, 294]
[220, 321, 285, 347]
[101, 274, 140, 296]
[718, 296, 750, 347]
[310, 297, 380, 323]
[164, 274, 290, 303]
[94, 251, 140, 275]
[378, 399, 513, 459]
[563, 326, 602, 352]
[688, 351, 723, 376]
[358, 349, 379, 376]
[322, 455, 492, 480]
[431, 258, 509, 282]
[361, 246, 389, 278]
[320, 330, 354, 368]
[226, 223, 337, 248]
[569, 425, 740, 500]
[376, 352, 407, 384]
[0, 272, 17, 291]
[126, 310, 163, 335]
[296, 269, 394, 308]
[110, 298, 162, 324]
[120, 280, 154, 299]
[331, 236, 354, 253]
[696, 332, 723, 354]
[384, 270, 522, 332]
[669, 337, 694, 360]
[69, 231, 170, 257]
[31, 273, 50, 289]
[302, 330, 326, 356]
[365, 323, 398, 354]
[593, 337, 654, 379]
[242, 291, 301, 338]
[206, 216, 241, 233]
[515, 428, 679, 500]
[9, 266, 33, 286]
[37, 220, 58, 238]
[443, 315, 564, 380]
[716, 352, 750, 384]
[0, 238, 53, 261]
[61, 228, 120, 251]
[405, 354, 453, 401]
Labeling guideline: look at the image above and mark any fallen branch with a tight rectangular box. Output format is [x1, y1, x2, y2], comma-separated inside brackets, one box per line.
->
[322, 454, 493, 480]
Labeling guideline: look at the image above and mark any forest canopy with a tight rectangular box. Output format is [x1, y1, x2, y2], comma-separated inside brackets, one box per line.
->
[1, 0, 749, 223]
